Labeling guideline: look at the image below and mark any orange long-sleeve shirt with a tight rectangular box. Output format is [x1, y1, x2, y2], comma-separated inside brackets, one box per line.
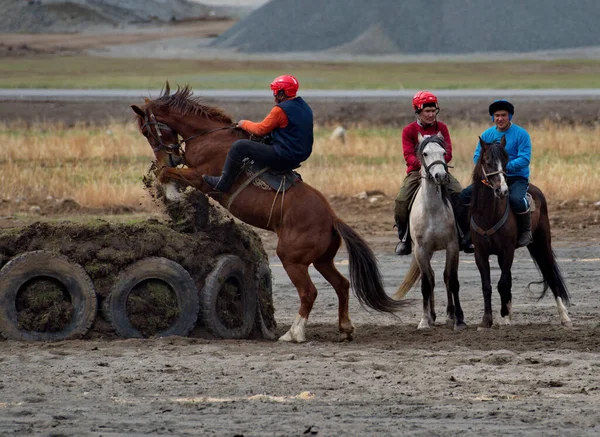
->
[238, 106, 288, 136]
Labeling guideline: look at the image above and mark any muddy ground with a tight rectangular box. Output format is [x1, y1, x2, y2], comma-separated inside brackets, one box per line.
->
[0, 192, 599, 436]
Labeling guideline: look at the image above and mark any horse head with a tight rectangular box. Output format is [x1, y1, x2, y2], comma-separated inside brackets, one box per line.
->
[131, 82, 239, 171]
[416, 132, 449, 186]
[476, 135, 509, 198]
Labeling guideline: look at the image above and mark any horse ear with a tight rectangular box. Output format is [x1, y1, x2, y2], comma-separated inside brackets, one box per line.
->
[131, 105, 145, 117]
[479, 136, 489, 151]
[418, 133, 424, 143]
[500, 135, 506, 147]
[165, 81, 171, 96]
[436, 131, 444, 140]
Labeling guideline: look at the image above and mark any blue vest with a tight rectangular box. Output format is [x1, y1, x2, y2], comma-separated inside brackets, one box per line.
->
[271, 97, 314, 164]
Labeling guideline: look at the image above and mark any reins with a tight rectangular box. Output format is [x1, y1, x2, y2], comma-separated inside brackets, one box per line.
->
[470, 158, 510, 238]
[141, 109, 235, 159]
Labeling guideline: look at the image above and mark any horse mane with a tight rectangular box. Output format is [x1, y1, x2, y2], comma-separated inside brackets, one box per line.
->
[472, 140, 509, 184]
[415, 135, 447, 158]
[150, 83, 235, 124]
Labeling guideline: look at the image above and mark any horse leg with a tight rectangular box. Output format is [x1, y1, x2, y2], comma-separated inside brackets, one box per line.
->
[415, 247, 435, 329]
[475, 250, 493, 328]
[313, 257, 354, 342]
[497, 251, 514, 327]
[278, 262, 317, 343]
[444, 245, 466, 331]
[158, 167, 204, 200]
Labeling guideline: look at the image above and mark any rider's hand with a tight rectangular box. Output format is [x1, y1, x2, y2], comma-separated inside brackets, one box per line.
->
[236, 120, 247, 129]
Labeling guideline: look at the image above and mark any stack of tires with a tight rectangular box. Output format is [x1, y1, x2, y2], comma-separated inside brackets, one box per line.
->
[0, 249, 275, 342]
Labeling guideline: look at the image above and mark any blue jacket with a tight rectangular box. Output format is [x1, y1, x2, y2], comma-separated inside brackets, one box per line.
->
[271, 97, 314, 164]
[474, 123, 532, 179]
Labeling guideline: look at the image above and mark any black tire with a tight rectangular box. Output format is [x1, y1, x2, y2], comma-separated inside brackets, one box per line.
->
[255, 263, 277, 340]
[200, 255, 257, 339]
[0, 250, 97, 341]
[104, 257, 199, 338]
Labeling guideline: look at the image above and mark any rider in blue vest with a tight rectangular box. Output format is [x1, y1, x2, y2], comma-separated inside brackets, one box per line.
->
[202, 75, 314, 192]
[460, 99, 533, 247]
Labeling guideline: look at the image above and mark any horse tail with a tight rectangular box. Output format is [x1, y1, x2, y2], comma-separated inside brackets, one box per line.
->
[393, 256, 420, 300]
[526, 235, 570, 306]
[334, 219, 407, 313]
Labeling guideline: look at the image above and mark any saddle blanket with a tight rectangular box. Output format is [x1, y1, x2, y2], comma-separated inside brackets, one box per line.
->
[244, 160, 301, 191]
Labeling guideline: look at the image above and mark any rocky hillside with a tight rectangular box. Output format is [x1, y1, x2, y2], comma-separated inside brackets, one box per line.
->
[213, 0, 600, 55]
[0, 0, 229, 32]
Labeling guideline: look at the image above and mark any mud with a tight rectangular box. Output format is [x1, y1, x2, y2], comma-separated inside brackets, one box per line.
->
[0, 190, 598, 435]
[0, 184, 272, 338]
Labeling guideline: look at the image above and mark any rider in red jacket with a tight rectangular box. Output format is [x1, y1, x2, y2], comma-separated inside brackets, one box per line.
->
[394, 91, 472, 255]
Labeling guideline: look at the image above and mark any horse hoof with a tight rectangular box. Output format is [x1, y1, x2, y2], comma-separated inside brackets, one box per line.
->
[417, 321, 432, 330]
[477, 324, 492, 331]
[339, 332, 354, 342]
[561, 320, 574, 329]
[454, 322, 467, 332]
[446, 318, 456, 327]
[278, 330, 306, 343]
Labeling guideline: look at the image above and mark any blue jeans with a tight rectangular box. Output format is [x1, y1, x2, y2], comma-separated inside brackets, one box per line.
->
[228, 139, 297, 170]
[460, 176, 529, 214]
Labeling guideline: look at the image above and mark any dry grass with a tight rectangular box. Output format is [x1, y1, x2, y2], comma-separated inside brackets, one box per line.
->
[0, 121, 598, 210]
[304, 122, 600, 201]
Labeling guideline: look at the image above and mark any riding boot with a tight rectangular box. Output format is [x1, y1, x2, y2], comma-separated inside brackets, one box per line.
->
[453, 202, 474, 254]
[202, 156, 241, 192]
[394, 222, 412, 256]
[516, 209, 533, 248]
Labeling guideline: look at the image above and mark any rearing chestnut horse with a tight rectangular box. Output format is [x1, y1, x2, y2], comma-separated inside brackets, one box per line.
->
[131, 84, 406, 343]
[470, 136, 571, 328]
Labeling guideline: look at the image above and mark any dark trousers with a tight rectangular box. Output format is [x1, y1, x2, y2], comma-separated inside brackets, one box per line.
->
[394, 171, 464, 225]
[228, 139, 297, 170]
[460, 176, 529, 213]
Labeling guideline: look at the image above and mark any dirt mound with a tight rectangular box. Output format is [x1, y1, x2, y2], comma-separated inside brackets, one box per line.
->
[0, 183, 274, 338]
[214, 0, 600, 55]
[0, 0, 228, 33]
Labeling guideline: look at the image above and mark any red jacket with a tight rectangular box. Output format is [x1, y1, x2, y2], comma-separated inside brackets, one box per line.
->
[402, 121, 453, 174]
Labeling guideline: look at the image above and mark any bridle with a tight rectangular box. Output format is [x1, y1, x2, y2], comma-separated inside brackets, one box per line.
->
[140, 109, 235, 166]
[422, 158, 449, 182]
[481, 167, 506, 190]
[420, 141, 451, 186]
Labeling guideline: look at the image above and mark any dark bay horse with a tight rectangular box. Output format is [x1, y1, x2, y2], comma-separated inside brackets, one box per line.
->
[393, 133, 466, 331]
[470, 136, 571, 328]
[131, 84, 406, 343]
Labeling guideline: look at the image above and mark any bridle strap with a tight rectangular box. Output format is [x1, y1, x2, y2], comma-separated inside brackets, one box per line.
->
[141, 109, 235, 155]
[470, 200, 510, 238]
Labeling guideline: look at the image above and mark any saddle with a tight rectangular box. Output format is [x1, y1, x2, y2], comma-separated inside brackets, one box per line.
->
[242, 159, 302, 192]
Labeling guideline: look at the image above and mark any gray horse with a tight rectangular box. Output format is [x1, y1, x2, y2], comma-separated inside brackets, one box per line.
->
[394, 133, 466, 331]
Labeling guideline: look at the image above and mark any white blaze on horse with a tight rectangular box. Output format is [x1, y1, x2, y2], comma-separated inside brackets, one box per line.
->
[394, 133, 466, 331]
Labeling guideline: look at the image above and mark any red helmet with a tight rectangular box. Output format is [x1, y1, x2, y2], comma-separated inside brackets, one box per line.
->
[412, 91, 439, 112]
[270, 75, 299, 97]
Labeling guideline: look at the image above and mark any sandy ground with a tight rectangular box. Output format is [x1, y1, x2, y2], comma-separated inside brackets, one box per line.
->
[0, 195, 599, 436]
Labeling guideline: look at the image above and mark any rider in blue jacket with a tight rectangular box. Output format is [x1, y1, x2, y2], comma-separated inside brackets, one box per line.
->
[461, 100, 533, 247]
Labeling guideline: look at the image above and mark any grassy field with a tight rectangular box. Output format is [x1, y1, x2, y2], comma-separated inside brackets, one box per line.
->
[0, 121, 597, 210]
[2, 56, 600, 89]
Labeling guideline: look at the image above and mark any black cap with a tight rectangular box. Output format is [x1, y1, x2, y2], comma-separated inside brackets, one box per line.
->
[489, 100, 514, 116]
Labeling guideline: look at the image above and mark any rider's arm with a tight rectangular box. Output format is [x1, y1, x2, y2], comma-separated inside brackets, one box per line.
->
[473, 140, 482, 165]
[401, 126, 419, 169]
[238, 106, 288, 136]
[440, 123, 453, 163]
[506, 130, 532, 173]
